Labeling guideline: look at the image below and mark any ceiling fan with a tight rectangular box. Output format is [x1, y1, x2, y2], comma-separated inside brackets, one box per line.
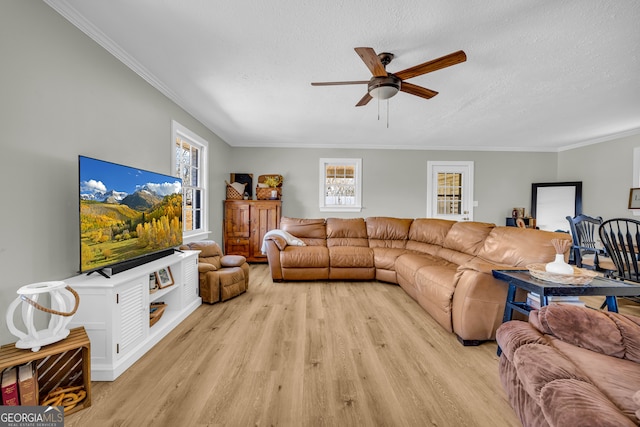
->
[311, 48, 467, 106]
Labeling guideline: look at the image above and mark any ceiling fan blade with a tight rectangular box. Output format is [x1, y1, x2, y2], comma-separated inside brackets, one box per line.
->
[400, 82, 438, 99]
[394, 50, 466, 81]
[355, 92, 373, 107]
[311, 81, 369, 86]
[354, 47, 387, 77]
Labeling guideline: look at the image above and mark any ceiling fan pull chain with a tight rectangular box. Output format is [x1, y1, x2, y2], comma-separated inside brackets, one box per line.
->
[386, 99, 390, 128]
[377, 96, 380, 121]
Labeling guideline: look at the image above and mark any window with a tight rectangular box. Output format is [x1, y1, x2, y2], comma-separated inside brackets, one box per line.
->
[426, 161, 474, 221]
[319, 158, 362, 212]
[171, 120, 208, 241]
[436, 172, 463, 215]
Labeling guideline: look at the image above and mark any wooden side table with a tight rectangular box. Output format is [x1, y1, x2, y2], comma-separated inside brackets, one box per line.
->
[492, 269, 640, 322]
[492, 269, 640, 356]
[0, 327, 91, 415]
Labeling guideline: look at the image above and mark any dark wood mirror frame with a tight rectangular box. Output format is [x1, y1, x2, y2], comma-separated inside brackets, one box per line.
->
[531, 182, 583, 232]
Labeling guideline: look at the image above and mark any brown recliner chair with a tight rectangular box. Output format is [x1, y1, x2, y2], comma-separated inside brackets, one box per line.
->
[180, 240, 249, 304]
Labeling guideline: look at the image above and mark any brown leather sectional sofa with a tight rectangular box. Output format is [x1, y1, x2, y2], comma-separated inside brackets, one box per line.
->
[264, 217, 571, 344]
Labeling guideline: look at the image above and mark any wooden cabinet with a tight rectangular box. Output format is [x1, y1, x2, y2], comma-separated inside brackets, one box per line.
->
[0, 327, 91, 415]
[64, 251, 200, 381]
[224, 200, 281, 262]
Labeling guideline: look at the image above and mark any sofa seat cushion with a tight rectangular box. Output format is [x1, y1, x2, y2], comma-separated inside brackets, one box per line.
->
[435, 248, 476, 266]
[395, 252, 448, 282]
[280, 246, 330, 268]
[372, 247, 407, 271]
[329, 246, 374, 268]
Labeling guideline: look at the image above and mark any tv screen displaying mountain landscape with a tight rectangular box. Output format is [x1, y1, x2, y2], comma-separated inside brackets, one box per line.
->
[79, 156, 183, 274]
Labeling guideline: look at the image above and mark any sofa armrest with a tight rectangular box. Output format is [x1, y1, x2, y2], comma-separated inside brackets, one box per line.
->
[265, 234, 288, 250]
[530, 304, 640, 363]
[198, 262, 217, 273]
[264, 239, 284, 281]
[457, 258, 526, 275]
[220, 255, 247, 267]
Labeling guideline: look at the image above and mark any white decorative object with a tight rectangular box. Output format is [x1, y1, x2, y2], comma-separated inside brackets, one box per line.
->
[545, 254, 574, 275]
[545, 239, 573, 275]
[6, 281, 80, 352]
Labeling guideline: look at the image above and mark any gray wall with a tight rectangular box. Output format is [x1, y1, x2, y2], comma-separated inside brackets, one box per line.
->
[228, 148, 557, 223]
[1, 1, 638, 346]
[557, 133, 640, 220]
[0, 1, 230, 345]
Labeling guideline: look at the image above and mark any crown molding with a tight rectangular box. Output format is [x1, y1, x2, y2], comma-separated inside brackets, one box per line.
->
[557, 126, 640, 152]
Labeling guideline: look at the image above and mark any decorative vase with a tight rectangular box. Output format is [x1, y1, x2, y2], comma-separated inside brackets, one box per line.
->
[545, 254, 574, 275]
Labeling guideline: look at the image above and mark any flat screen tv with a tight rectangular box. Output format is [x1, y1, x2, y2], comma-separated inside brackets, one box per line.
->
[79, 156, 183, 276]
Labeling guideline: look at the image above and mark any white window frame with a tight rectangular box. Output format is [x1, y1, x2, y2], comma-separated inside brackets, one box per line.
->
[171, 120, 209, 242]
[319, 158, 363, 212]
[426, 161, 474, 221]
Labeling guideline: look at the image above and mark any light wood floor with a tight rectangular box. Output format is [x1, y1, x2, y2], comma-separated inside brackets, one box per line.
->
[66, 265, 640, 427]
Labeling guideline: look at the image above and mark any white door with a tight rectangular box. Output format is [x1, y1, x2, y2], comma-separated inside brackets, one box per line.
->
[427, 161, 474, 221]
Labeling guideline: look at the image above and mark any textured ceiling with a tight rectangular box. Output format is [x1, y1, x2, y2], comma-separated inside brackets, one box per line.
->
[45, 0, 640, 151]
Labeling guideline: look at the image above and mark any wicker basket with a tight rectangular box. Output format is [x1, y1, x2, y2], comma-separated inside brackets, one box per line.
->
[149, 303, 167, 327]
[256, 174, 283, 200]
[256, 187, 282, 200]
[526, 263, 598, 285]
[225, 181, 244, 200]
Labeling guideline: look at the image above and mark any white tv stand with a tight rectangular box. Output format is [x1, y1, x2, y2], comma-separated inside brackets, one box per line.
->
[65, 250, 201, 381]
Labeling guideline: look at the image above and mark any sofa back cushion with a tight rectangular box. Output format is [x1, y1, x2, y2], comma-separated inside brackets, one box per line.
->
[181, 240, 223, 269]
[406, 219, 455, 255]
[477, 226, 572, 266]
[366, 217, 413, 248]
[281, 217, 327, 246]
[326, 218, 369, 247]
[443, 221, 495, 256]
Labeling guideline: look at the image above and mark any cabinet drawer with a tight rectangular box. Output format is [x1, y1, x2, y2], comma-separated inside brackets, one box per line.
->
[226, 239, 249, 256]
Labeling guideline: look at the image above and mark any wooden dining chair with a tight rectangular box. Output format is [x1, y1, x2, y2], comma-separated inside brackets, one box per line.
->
[599, 218, 640, 286]
[566, 214, 613, 271]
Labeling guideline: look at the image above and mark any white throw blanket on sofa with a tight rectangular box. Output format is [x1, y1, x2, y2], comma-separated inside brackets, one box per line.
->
[261, 229, 306, 254]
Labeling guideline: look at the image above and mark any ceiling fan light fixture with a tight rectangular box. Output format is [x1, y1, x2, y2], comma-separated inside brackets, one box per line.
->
[369, 85, 399, 99]
[368, 75, 401, 99]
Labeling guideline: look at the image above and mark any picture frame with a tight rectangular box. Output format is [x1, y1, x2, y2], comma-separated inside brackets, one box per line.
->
[149, 273, 159, 293]
[629, 188, 640, 209]
[155, 267, 174, 289]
